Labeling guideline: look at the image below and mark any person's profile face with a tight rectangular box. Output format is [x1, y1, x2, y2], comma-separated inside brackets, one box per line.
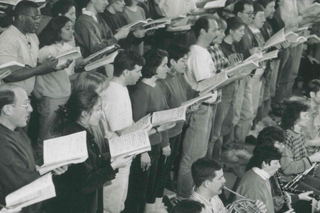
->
[22, 7, 42, 33]
[231, 25, 245, 42]
[239, 4, 254, 25]
[63, 6, 76, 23]
[172, 55, 187, 74]
[264, 2, 275, 19]
[208, 169, 226, 195]
[252, 11, 266, 29]
[127, 65, 143, 85]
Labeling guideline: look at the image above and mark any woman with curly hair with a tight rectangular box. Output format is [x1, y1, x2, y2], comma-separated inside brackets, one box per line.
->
[280, 101, 320, 196]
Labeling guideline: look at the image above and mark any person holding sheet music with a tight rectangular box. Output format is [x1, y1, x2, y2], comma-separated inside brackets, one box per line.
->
[124, 49, 173, 213]
[102, 50, 145, 213]
[45, 90, 133, 213]
[206, 18, 240, 161]
[74, 0, 130, 58]
[0, 1, 68, 97]
[34, 16, 75, 162]
[155, 44, 197, 210]
[0, 85, 68, 213]
[177, 16, 219, 199]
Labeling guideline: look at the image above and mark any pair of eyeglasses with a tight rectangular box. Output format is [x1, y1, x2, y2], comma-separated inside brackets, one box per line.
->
[242, 11, 254, 17]
[10, 99, 31, 108]
[21, 14, 43, 21]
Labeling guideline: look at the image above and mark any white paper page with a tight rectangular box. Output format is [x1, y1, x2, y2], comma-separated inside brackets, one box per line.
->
[181, 93, 214, 107]
[121, 114, 152, 136]
[84, 44, 118, 62]
[264, 28, 285, 49]
[197, 71, 229, 92]
[109, 130, 151, 160]
[224, 60, 259, 76]
[40, 131, 88, 172]
[6, 173, 56, 209]
[84, 50, 119, 72]
[204, 0, 226, 8]
[259, 50, 279, 62]
[152, 106, 187, 126]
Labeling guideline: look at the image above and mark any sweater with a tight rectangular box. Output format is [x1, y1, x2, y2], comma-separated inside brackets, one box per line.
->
[0, 124, 41, 213]
[75, 14, 117, 58]
[130, 81, 169, 147]
[236, 169, 274, 213]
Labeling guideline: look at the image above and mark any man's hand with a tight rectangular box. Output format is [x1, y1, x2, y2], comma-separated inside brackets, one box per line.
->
[249, 47, 262, 55]
[133, 29, 146, 38]
[0, 207, 22, 213]
[255, 200, 267, 213]
[298, 191, 313, 201]
[54, 59, 73, 71]
[52, 165, 69, 175]
[140, 152, 151, 171]
[43, 57, 58, 70]
[162, 145, 171, 157]
[309, 152, 320, 162]
[114, 28, 130, 40]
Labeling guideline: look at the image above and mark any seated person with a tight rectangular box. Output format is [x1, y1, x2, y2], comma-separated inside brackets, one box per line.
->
[171, 200, 205, 213]
[190, 157, 267, 213]
[236, 144, 282, 213]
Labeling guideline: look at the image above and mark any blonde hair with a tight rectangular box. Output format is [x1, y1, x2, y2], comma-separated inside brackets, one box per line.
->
[73, 72, 109, 93]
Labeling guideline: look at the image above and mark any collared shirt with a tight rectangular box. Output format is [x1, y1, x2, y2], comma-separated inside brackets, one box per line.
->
[190, 188, 227, 213]
[208, 43, 230, 72]
[252, 167, 271, 180]
[0, 25, 39, 95]
[82, 8, 98, 23]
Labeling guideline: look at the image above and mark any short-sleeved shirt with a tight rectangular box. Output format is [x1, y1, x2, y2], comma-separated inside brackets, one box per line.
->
[35, 43, 73, 99]
[185, 45, 216, 91]
[103, 82, 133, 132]
[0, 25, 39, 95]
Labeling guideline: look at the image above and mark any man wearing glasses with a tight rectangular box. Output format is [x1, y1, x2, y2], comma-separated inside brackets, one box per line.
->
[0, 1, 69, 97]
[0, 85, 67, 213]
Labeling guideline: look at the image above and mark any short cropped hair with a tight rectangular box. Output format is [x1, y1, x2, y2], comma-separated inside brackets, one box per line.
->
[234, 0, 253, 15]
[225, 16, 244, 35]
[14, 0, 39, 18]
[141, 49, 168, 79]
[167, 44, 189, 67]
[0, 85, 16, 114]
[216, 18, 227, 30]
[113, 50, 145, 77]
[171, 200, 205, 213]
[248, 144, 282, 169]
[191, 157, 222, 188]
[257, 126, 285, 146]
[281, 101, 309, 130]
[193, 16, 218, 39]
[51, 0, 76, 17]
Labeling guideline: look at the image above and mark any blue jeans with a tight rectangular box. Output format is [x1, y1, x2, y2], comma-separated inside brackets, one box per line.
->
[177, 104, 217, 198]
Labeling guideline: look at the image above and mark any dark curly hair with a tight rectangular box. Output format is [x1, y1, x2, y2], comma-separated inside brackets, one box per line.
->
[257, 126, 285, 146]
[141, 49, 168, 79]
[280, 101, 309, 130]
[246, 144, 282, 170]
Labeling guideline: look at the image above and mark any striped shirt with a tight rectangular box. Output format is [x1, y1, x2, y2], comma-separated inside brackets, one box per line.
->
[190, 188, 227, 213]
[284, 129, 308, 161]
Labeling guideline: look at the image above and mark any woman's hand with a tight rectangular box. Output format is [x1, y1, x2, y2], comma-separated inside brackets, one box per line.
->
[140, 152, 151, 171]
[162, 145, 171, 157]
[111, 154, 133, 170]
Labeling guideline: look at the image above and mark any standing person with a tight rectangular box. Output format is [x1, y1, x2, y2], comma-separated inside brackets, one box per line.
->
[46, 90, 133, 213]
[155, 44, 196, 211]
[0, 0, 61, 97]
[74, 0, 129, 58]
[35, 16, 74, 160]
[124, 49, 173, 213]
[220, 0, 256, 161]
[177, 16, 219, 199]
[0, 85, 67, 213]
[102, 50, 145, 213]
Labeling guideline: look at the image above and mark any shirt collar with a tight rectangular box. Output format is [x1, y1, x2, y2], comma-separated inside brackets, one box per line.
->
[82, 8, 98, 22]
[252, 167, 271, 180]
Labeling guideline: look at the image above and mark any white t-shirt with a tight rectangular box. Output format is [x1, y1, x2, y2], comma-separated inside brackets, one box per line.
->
[103, 81, 134, 132]
[185, 45, 216, 91]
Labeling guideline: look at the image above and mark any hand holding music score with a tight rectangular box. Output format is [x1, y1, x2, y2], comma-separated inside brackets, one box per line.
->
[114, 27, 130, 40]
[52, 165, 69, 175]
[0, 206, 22, 213]
[111, 154, 133, 170]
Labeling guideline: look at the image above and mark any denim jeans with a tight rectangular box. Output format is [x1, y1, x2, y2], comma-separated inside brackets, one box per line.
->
[223, 76, 254, 151]
[207, 82, 237, 159]
[177, 104, 216, 198]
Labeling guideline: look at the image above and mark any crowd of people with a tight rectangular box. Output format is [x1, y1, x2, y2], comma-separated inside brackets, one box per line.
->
[0, 0, 320, 212]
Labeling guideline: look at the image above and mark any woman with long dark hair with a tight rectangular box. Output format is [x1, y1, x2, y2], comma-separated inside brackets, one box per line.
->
[45, 90, 132, 213]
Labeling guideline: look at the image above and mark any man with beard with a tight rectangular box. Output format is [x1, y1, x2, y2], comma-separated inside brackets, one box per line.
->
[190, 157, 267, 213]
[0, 1, 62, 97]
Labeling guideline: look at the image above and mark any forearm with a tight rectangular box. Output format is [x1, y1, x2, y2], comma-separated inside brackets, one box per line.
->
[3, 64, 52, 83]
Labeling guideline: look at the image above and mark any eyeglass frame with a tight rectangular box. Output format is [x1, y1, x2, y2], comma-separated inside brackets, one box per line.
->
[241, 11, 254, 17]
[21, 13, 43, 22]
[9, 99, 31, 109]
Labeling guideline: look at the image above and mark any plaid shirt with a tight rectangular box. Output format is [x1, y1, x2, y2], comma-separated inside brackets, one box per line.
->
[208, 44, 230, 73]
[284, 129, 308, 161]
